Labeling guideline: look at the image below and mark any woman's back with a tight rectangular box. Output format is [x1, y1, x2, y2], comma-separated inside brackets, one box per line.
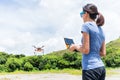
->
[82, 22, 105, 70]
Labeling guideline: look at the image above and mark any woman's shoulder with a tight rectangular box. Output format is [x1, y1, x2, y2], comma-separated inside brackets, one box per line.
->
[83, 22, 96, 26]
[82, 22, 96, 28]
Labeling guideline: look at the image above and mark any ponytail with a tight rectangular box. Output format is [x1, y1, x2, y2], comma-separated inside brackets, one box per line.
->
[82, 4, 105, 26]
[96, 13, 105, 26]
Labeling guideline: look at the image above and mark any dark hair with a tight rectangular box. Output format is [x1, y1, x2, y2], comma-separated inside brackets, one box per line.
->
[96, 13, 105, 26]
[83, 3, 105, 26]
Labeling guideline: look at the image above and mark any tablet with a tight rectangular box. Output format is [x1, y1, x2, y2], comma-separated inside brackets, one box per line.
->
[64, 38, 74, 49]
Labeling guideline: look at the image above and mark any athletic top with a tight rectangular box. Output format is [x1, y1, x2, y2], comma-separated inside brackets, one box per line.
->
[81, 21, 105, 70]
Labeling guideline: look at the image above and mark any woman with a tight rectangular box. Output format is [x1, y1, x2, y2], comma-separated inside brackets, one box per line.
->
[69, 3, 106, 80]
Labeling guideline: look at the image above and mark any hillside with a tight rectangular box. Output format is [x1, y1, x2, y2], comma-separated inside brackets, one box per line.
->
[106, 38, 120, 49]
[47, 38, 120, 56]
[45, 38, 120, 68]
[106, 38, 120, 55]
[46, 49, 81, 57]
[0, 38, 120, 72]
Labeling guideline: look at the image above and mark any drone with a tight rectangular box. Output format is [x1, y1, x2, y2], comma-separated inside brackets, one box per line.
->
[33, 45, 44, 55]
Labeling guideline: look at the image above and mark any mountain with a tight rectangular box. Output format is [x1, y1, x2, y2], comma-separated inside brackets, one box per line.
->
[106, 38, 120, 49]
[46, 38, 120, 56]
[46, 49, 81, 57]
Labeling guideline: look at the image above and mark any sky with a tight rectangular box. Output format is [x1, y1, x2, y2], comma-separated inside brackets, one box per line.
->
[0, 0, 120, 55]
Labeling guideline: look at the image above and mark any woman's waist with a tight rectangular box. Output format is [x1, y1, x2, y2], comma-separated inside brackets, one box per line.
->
[83, 52, 100, 57]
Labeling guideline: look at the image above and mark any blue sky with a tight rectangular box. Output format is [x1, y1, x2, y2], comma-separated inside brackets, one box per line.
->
[0, 0, 120, 55]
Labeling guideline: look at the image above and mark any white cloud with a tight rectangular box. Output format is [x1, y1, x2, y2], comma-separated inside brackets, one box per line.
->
[0, 46, 6, 52]
[36, 37, 65, 53]
[103, 9, 120, 42]
[0, 0, 120, 55]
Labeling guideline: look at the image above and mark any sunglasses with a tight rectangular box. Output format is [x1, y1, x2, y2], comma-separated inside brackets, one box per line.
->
[80, 11, 85, 17]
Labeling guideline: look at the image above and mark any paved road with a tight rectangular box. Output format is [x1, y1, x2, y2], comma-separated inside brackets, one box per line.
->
[0, 73, 120, 80]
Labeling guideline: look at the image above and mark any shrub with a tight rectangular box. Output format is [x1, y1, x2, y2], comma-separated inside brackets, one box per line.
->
[57, 59, 69, 69]
[105, 52, 120, 67]
[14, 54, 25, 58]
[40, 55, 59, 70]
[0, 56, 7, 64]
[23, 62, 34, 71]
[0, 65, 6, 72]
[5, 58, 23, 72]
[63, 52, 77, 62]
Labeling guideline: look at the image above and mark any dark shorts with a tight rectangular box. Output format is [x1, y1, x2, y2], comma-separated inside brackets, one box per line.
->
[82, 67, 106, 80]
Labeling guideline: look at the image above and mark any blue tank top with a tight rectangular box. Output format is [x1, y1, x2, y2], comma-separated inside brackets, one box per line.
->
[81, 22, 105, 70]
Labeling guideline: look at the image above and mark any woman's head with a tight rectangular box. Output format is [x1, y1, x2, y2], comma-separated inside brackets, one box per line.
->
[80, 3, 105, 26]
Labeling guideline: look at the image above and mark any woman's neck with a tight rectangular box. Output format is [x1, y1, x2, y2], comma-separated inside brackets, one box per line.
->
[84, 17, 95, 23]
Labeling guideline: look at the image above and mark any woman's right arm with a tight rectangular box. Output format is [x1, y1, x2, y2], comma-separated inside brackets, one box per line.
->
[100, 41, 106, 56]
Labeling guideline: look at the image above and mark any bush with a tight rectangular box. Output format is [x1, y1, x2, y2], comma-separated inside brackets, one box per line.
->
[14, 54, 25, 58]
[0, 65, 6, 72]
[0, 44, 120, 72]
[5, 58, 23, 72]
[105, 52, 120, 67]
[63, 52, 77, 62]
[40, 55, 59, 70]
[0, 56, 7, 64]
[62, 52, 81, 69]
[73, 57, 82, 69]
[38, 61, 45, 70]
[24, 62, 34, 71]
[57, 59, 69, 69]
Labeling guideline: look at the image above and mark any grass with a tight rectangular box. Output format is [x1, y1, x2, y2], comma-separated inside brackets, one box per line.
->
[0, 78, 11, 80]
[106, 67, 120, 76]
[38, 68, 82, 75]
[0, 68, 119, 80]
[4, 68, 82, 75]
[0, 68, 120, 76]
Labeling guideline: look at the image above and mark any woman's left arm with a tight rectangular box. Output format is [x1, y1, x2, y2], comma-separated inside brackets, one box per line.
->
[100, 41, 106, 57]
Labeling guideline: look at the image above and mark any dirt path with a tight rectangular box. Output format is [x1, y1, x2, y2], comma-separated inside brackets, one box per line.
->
[0, 73, 120, 80]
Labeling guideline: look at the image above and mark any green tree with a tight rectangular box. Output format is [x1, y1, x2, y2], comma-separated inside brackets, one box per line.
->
[23, 62, 34, 71]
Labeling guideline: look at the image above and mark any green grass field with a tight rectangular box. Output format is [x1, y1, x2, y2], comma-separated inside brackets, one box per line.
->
[0, 68, 120, 76]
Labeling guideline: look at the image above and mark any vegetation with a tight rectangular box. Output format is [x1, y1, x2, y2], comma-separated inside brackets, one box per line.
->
[0, 38, 120, 72]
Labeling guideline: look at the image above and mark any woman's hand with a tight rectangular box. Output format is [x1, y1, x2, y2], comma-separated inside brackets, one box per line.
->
[69, 44, 76, 51]
[69, 44, 81, 52]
